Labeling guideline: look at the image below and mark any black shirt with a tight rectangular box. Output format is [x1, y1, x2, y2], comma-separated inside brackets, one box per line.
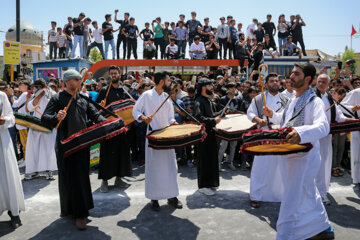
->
[102, 22, 114, 41]
[201, 25, 213, 42]
[125, 25, 139, 39]
[116, 19, 129, 36]
[96, 84, 130, 106]
[64, 23, 73, 39]
[186, 19, 202, 36]
[140, 28, 154, 41]
[205, 41, 217, 52]
[72, 18, 83, 36]
[254, 29, 265, 42]
[194, 95, 219, 133]
[262, 21, 276, 36]
[292, 21, 304, 38]
[264, 41, 277, 51]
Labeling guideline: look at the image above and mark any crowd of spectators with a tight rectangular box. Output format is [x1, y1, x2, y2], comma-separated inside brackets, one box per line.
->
[47, 11, 307, 65]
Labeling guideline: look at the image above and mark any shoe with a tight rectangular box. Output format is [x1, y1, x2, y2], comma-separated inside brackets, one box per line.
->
[100, 180, 108, 193]
[228, 163, 236, 171]
[151, 200, 160, 211]
[240, 162, 247, 171]
[8, 211, 22, 229]
[198, 188, 215, 196]
[24, 173, 37, 180]
[167, 197, 183, 209]
[75, 218, 87, 231]
[321, 195, 331, 206]
[211, 187, 218, 191]
[187, 160, 194, 168]
[114, 178, 130, 188]
[46, 171, 55, 180]
[307, 226, 334, 239]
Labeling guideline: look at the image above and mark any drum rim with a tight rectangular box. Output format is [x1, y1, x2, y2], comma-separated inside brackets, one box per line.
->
[330, 119, 360, 134]
[61, 118, 125, 144]
[146, 122, 206, 141]
[104, 98, 136, 108]
[148, 131, 207, 150]
[240, 139, 313, 155]
[14, 112, 52, 132]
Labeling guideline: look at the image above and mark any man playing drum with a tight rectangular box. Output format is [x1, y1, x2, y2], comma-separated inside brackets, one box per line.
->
[132, 71, 183, 211]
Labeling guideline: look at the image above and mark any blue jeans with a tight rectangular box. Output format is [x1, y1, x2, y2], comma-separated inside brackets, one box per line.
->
[278, 37, 287, 55]
[104, 39, 115, 59]
[86, 42, 105, 59]
[190, 52, 206, 59]
[72, 35, 84, 58]
[65, 39, 73, 58]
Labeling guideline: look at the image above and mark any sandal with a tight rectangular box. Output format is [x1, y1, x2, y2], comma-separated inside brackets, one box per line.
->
[250, 200, 261, 208]
[331, 168, 340, 177]
[337, 168, 344, 177]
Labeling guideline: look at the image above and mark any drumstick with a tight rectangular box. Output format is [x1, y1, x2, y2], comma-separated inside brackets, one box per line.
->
[220, 92, 234, 117]
[326, 102, 336, 112]
[150, 94, 172, 119]
[258, 64, 271, 129]
[103, 83, 112, 107]
[55, 68, 88, 130]
[171, 98, 201, 125]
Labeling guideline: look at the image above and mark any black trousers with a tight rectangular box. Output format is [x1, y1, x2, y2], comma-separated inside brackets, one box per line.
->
[206, 50, 218, 59]
[116, 35, 127, 59]
[154, 38, 165, 59]
[58, 47, 66, 59]
[218, 38, 228, 59]
[127, 38, 138, 59]
[293, 37, 307, 56]
[49, 42, 57, 59]
[228, 41, 236, 59]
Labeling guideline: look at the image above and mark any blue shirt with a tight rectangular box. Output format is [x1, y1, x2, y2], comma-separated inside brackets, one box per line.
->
[173, 99, 185, 123]
[229, 26, 238, 40]
[172, 27, 188, 41]
[88, 91, 99, 101]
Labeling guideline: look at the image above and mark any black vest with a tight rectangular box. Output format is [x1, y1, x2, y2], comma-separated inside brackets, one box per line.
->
[315, 88, 336, 123]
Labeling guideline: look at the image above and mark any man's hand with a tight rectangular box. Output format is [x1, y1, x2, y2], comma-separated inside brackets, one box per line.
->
[352, 104, 360, 112]
[0, 116, 5, 126]
[57, 108, 67, 121]
[286, 129, 301, 144]
[100, 100, 106, 108]
[139, 115, 153, 124]
[258, 119, 267, 127]
[263, 106, 273, 118]
[26, 91, 32, 99]
[215, 116, 222, 124]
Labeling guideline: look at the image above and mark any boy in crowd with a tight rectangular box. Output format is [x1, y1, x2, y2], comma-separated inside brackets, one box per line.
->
[165, 38, 180, 59]
[124, 17, 139, 59]
[189, 35, 206, 59]
[87, 21, 105, 60]
[139, 22, 154, 48]
[56, 27, 67, 59]
[48, 21, 58, 60]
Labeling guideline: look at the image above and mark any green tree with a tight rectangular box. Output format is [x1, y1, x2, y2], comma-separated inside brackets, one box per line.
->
[341, 48, 357, 73]
[89, 48, 103, 62]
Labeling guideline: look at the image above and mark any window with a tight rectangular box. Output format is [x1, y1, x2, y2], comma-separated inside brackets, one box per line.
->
[26, 49, 32, 57]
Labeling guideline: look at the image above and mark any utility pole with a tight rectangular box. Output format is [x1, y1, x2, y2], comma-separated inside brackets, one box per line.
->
[16, 0, 20, 73]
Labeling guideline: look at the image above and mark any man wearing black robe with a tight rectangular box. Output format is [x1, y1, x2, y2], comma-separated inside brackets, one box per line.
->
[194, 78, 222, 196]
[42, 69, 106, 230]
[96, 65, 132, 193]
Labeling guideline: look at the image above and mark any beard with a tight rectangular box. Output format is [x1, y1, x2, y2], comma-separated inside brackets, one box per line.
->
[268, 86, 279, 94]
[111, 78, 119, 84]
[290, 77, 305, 89]
[163, 84, 171, 93]
[206, 89, 213, 95]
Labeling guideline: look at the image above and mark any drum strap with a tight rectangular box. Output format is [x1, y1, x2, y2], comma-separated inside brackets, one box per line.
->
[284, 96, 316, 127]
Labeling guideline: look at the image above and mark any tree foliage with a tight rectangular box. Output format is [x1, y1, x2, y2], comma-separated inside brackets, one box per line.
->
[89, 48, 103, 62]
[341, 48, 357, 73]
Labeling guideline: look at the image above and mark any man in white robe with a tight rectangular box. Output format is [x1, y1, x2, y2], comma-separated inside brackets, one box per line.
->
[281, 77, 296, 99]
[247, 73, 288, 207]
[315, 74, 348, 205]
[0, 91, 25, 229]
[341, 87, 360, 191]
[264, 63, 334, 240]
[25, 79, 57, 180]
[132, 72, 182, 211]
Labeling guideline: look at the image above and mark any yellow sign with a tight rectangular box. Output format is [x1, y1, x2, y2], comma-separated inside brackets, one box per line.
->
[4, 41, 21, 65]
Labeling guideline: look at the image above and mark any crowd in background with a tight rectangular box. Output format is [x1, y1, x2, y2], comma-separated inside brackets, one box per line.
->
[47, 11, 307, 64]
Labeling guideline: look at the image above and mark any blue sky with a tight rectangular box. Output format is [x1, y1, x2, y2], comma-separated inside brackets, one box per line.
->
[1, 0, 360, 57]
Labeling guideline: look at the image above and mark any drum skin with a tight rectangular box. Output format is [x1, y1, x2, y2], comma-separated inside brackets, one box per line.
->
[215, 113, 257, 141]
[99, 99, 136, 125]
[146, 123, 207, 150]
[61, 118, 128, 157]
[14, 112, 52, 133]
[240, 128, 313, 156]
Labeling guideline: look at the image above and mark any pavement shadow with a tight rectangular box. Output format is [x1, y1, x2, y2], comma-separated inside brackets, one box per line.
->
[22, 177, 52, 200]
[0, 220, 15, 238]
[325, 194, 360, 229]
[28, 218, 111, 240]
[178, 165, 197, 180]
[91, 189, 131, 218]
[117, 205, 200, 240]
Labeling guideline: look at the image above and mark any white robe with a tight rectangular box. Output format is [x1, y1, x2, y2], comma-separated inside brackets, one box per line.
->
[281, 89, 296, 99]
[11, 91, 29, 130]
[247, 92, 284, 202]
[132, 88, 179, 200]
[271, 96, 331, 240]
[25, 95, 57, 174]
[0, 92, 25, 216]
[341, 88, 360, 184]
[316, 92, 347, 196]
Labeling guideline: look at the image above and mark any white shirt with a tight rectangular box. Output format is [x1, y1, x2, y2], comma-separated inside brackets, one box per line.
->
[93, 28, 103, 44]
[320, 92, 347, 124]
[48, 29, 57, 42]
[246, 23, 255, 39]
[282, 89, 296, 99]
[11, 92, 29, 130]
[165, 44, 178, 55]
[189, 42, 205, 52]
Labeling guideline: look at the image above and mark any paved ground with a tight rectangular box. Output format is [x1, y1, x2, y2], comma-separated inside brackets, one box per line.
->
[1, 163, 360, 240]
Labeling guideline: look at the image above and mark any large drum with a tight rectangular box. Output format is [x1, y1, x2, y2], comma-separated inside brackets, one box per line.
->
[61, 118, 127, 157]
[215, 113, 257, 141]
[240, 128, 313, 155]
[14, 112, 52, 133]
[330, 119, 360, 134]
[100, 99, 135, 125]
[146, 123, 207, 150]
